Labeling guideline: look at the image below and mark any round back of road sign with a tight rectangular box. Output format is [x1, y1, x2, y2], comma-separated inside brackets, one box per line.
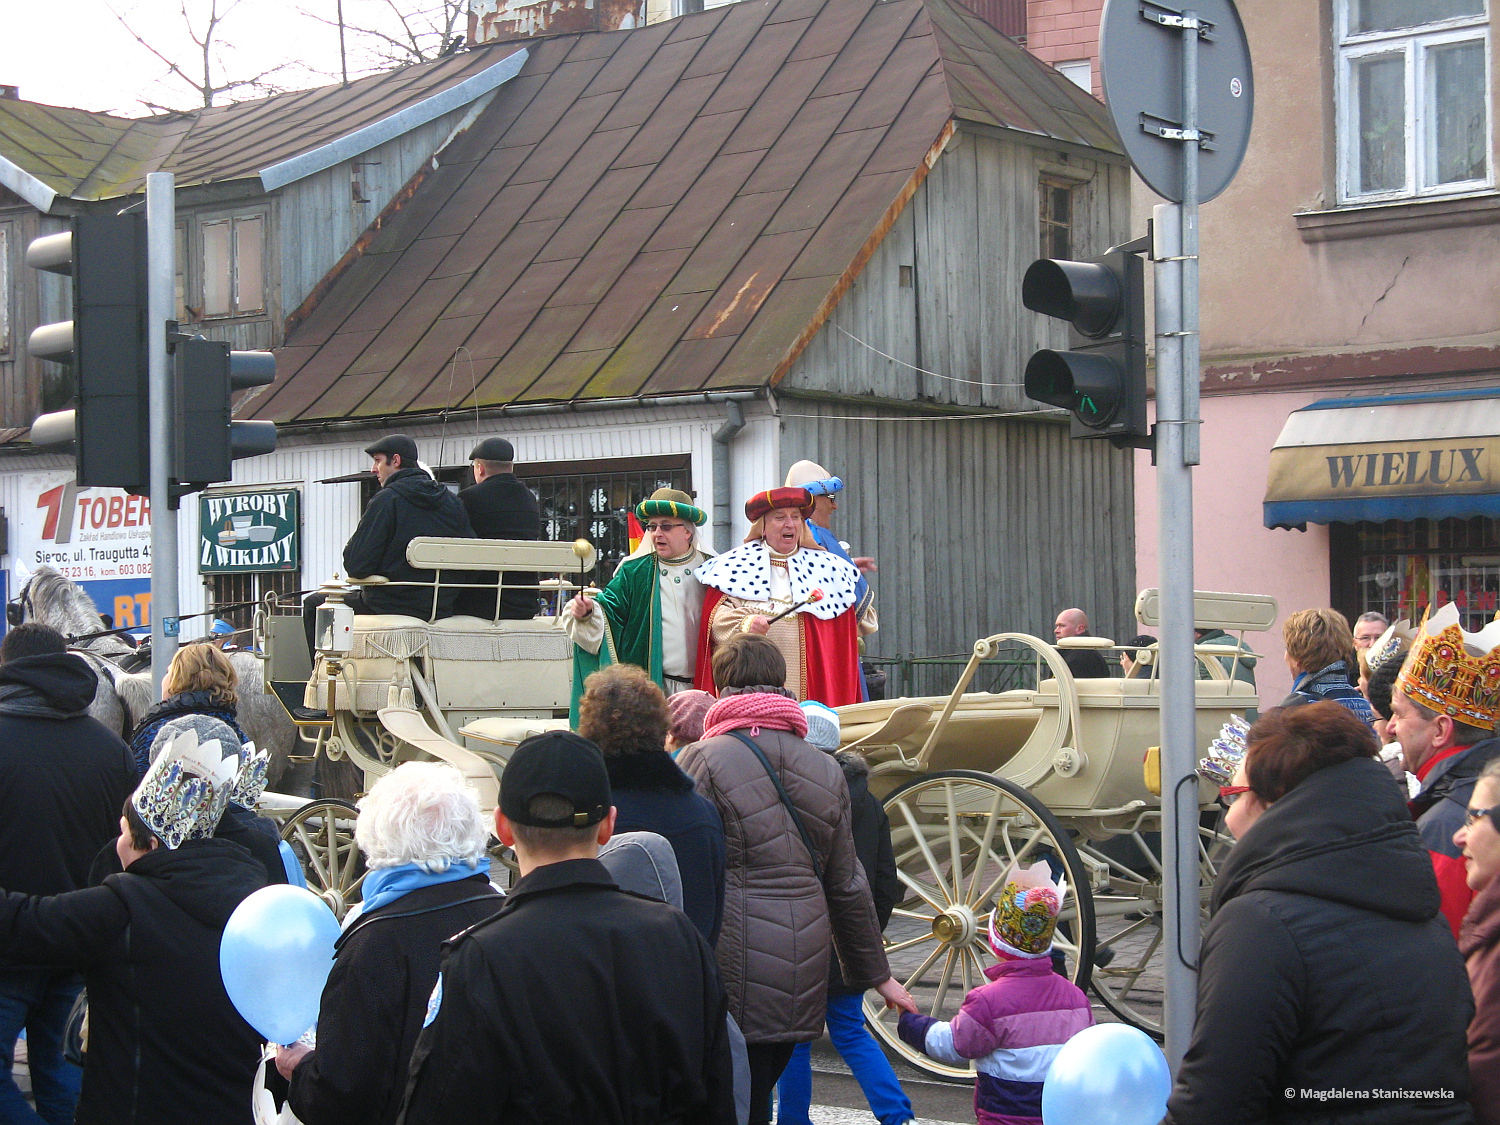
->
[1100, 0, 1254, 204]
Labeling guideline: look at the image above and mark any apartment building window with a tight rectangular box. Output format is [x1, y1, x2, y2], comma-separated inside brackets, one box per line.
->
[1039, 179, 1073, 259]
[199, 213, 266, 318]
[1337, 0, 1491, 203]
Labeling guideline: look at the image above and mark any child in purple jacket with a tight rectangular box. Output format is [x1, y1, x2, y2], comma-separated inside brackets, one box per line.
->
[897, 863, 1093, 1125]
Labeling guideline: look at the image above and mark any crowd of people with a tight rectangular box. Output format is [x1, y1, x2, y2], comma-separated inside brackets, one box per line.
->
[7, 431, 1500, 1124]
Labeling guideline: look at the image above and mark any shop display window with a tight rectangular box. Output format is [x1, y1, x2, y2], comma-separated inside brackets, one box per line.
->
[1352, 516, 1500, 629]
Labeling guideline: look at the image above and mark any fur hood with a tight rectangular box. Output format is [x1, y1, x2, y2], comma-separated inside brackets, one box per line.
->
[604, 750, 695, 794]
[834, 751, 869, 784]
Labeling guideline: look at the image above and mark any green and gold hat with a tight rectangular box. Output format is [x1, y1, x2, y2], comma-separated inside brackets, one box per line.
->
[636, 487, 706, 526]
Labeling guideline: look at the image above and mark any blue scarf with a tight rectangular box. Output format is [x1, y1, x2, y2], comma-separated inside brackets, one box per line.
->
[359, 857, 491, 914]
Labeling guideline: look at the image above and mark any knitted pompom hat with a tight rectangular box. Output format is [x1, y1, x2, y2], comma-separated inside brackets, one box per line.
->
[799, 700, 840, 752]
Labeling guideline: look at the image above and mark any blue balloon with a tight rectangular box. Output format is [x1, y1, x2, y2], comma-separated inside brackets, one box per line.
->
[220, 884, 341, 1045]
[1042, 1023, 1171, 1125]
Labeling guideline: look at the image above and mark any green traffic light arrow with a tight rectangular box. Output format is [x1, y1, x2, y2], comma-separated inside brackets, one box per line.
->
[1079, 395, 1098, 416]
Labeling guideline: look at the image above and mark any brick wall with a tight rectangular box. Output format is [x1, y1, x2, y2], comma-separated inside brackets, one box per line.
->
[1024, 0, 1104, 98]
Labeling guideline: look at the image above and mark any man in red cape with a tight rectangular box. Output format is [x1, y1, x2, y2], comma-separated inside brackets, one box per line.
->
[692, 488, 874, 707]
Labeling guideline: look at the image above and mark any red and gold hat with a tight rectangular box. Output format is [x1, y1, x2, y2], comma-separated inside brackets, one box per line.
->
[745, 487, 814, 521]
[1398, 603, 1500, 730]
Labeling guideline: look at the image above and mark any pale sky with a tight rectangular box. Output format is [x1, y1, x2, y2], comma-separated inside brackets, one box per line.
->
[2, 0, 456, 117]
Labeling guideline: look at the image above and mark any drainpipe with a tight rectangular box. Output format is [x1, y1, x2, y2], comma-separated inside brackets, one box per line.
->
[711, 400, 746, 553]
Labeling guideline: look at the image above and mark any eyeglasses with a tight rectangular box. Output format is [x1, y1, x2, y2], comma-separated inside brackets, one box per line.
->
[1464, 804, 1499, 829]
[1218, 785, 1253, 809]
[644, 522, 685, 533]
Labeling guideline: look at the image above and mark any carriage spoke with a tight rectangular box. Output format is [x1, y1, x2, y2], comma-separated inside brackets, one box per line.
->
[896, 802, 954, 903]
[902, 943, 948, 992]
[891, 905, 940, 922]
[293, 823, 331, 886]
[930, 949, 959, 1016]
[944, 783, 963, 901]
[896, 870, 948, 913]
[885, 932, 938, 955]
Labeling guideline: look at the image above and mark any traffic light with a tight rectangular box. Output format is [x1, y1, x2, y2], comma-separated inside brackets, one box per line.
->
[26, 214, 151, 487]
[174, 338, 277, 488]
[1021, 249, 1148, 447]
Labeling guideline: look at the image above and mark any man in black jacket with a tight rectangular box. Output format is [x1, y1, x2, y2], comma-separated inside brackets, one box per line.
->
[455, 437, 542, 621]
[303, 436, 474, 654]
[0, 623, 136, 1124]
[398, 732, 735, 1125]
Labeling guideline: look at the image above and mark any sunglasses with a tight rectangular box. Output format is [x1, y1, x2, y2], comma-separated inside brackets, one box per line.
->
[1464, 804, 1499, 829]
[644, 522, 686, 533]
[1218, 785, 1253, 809]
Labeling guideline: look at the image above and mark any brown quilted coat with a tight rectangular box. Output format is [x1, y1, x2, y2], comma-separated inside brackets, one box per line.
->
[678, 726, 891, 1043]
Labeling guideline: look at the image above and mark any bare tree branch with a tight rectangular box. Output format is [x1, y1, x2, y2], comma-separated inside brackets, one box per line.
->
[107, 0, 295, 110]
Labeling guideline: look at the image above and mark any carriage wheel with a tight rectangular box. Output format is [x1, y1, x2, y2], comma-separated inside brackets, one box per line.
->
[864, 770, 1095, 1081]
[1082, 818, 1233, 1038]
[280, 799, 366, 920]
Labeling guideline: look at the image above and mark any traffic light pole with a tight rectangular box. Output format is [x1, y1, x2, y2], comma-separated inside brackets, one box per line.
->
[1156, 11, 1204, 1073]
[146, 173, 179, 697]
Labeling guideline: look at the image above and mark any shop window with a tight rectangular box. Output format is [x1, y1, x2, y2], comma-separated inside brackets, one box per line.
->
[200, 214, 266, 319]
[208, 570, 302, 637]
[1336, 0, 1491, 203]
[518, 456, 693, 583]
[1352, 516, 1500, 630]
[1039, 179, 1073, 260]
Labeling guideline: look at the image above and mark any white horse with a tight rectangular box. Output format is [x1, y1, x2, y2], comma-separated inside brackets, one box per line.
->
[13, 567, 299, 788]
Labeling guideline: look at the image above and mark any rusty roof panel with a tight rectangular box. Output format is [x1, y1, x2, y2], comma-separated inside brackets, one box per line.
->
[595, 39, 704, 131]
[762, 125, 885, 234]
[569, 248, 698, 353]
[424, 145, 538, 239]
[663, 189, 790, 296]
[637, 337, 741, 395]
[577, 290, 717, 399]
[546, 204, 675, 306]
[738, 91, 860, 195]
[640, 151, 769, 252]
[784, 167, 913, 279]
[718, 56, 835, 156]
[627, 109, 747, 210]
[698, 18, 811, 116]
[518, 348, 615, 402]
[809, 1, 918, 98]
[683, 228, 813, 340]
[681, 1, 777, 79]
[582, 23, 675, 96]
[268, 0, 1122, 423]
[534, 165, 655, 264]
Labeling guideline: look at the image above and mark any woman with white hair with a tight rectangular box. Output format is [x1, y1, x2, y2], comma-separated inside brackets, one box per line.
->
[275, 762, 503, 1125]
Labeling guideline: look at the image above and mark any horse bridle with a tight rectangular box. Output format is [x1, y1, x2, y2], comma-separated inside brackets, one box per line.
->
[6, 576, 35, 628]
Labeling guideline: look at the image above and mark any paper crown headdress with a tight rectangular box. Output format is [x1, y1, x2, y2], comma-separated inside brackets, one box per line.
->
[1365, 619, 1415, 676]
[1397, 603, 1500, 730]
[229, 741, 270, 809]
[988, 862, 1064, 959]
[131, 727, 241, 849]
[1197, 714, 1251, 786]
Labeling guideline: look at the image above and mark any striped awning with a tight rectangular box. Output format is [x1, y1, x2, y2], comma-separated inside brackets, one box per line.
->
[1264, 388, 1500, 528]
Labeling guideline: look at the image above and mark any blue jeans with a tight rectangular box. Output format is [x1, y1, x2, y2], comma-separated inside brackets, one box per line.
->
[776, 991, 913, 1125]
[0, 969, 83, 1125]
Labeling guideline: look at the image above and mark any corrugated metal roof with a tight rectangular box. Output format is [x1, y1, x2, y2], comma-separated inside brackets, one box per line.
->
[0, 45, 525, 202]
[258, 0, 1121, 424]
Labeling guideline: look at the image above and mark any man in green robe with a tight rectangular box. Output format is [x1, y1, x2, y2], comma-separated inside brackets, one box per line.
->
[564, 489, 711, 723]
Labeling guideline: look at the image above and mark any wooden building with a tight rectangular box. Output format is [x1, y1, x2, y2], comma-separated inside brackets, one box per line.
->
[0, 0, 1135, 665]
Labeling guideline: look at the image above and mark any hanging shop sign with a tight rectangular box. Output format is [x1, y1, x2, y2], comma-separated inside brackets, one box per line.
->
[198, 488, 300, 574]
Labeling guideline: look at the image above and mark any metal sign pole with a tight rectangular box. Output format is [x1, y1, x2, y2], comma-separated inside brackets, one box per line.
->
[1157, 10, 1204, 1072]
[146, 172, 179, 698]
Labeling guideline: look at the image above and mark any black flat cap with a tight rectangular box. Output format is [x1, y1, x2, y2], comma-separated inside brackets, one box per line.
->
[500, 731, 611, 828]
[470, 437, 515, 462]
[364, 434, 418, 464]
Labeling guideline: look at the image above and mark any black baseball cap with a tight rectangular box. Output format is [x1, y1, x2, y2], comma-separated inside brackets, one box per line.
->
[364, 434, 419, 464]
[500, 731, 611, 828]
[469, 437, 515, 462]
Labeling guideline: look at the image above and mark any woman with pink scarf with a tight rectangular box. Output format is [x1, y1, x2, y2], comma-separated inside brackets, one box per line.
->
[677, 634, 914, 1125]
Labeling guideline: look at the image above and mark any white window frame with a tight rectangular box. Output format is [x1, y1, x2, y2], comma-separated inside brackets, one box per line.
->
[1336, 2, 1493, 205]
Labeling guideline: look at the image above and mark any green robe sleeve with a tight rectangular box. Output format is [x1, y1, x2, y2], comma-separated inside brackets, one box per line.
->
[568, 554, 664, 725]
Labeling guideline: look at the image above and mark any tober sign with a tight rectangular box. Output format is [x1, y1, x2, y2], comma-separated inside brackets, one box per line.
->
[19, 472, 153, 629]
